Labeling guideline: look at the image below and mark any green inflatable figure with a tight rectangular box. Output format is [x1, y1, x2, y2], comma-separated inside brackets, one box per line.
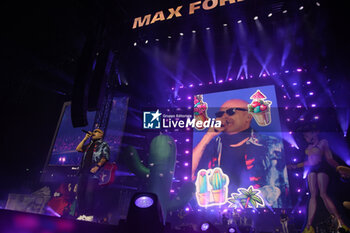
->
[120, 134, 195, 221]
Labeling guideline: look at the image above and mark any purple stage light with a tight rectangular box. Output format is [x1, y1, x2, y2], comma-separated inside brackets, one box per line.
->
[185, 150, 189, 154]
[135, 196, 154, 208]
[189, 84, 194, 88]
[284, 70, 289, 73]
[295, 94, 300, 98]
[171, 87, 174, 90]
[311, 104, 316, 108]
[250, 75, 253, 78]
[185, 207, 190, 212]
[262, 73, 267, 77]
[286, 118, 290, 122]
[228, 78, 233, 81]
[228, 227, 236, 233]
[184, 176, 188, 180]
[297, 189, 301, 193]
[223, 209, 228, 213]
[218, 80, 223, 83]
[199, 83, 203, 86]
[180, 85, 184, 88]
[289, 131, 293, 135]
[306, 192, 310, 195]
[306, 81, 311, 85]
[309, 92, 314, 96]
[292, 82, 297, 86]
[240, 76, 244, 80]
[201, 223, 210, 231]
[297, 105, 302, 108]
[314, 116, 319, 120]
[186, 138, 190, 142]
[281, 84, 284, 88]
[184, 162, 189, 167]
[170, 189, 175, 193]
[62, 157, 66, 162]
[187, 96, 192, 100]
[209, 81, 213, 85]
[285, 106, 288, 110]
[295, 173, 299, 177]
[298, 210, 302, 214]
[237, 209, 241, 212]
[283, 95, 287, 99]
[296, 68, 302, 72]
[293, 158, 297, 162]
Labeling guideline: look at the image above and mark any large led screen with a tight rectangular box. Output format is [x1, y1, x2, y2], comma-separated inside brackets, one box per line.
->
[192, 85, 289, 208]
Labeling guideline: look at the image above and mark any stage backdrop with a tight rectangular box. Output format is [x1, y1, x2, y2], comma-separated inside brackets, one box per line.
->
[192, 85, 290, 208]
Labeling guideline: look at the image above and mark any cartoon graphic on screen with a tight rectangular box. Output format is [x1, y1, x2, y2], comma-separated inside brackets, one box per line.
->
[192, 85, 290, 208]
[247, 90, 272, 126]
[227, 185, 265, 209]
[194, 95, 209, 130]
[195, 168, 229, 207]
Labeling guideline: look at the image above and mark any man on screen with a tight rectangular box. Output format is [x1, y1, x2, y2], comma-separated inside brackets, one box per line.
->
[192, 99, 288, 207]
[75, 128, 110, 221]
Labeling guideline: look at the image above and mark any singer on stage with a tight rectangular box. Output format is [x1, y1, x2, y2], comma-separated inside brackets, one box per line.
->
[75, 128, 110, 221]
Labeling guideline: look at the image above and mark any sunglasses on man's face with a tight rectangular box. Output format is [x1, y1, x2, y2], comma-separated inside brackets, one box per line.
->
[215, 108, 248, 118]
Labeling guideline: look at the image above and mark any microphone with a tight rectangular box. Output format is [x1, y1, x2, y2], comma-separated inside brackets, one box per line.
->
[81, 129, 92, 135]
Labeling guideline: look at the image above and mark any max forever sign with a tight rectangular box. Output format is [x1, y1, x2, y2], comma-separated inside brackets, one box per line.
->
[133, 0, 244, 29]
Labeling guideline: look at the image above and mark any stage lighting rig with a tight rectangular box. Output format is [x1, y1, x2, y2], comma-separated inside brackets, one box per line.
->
[126, 192, 164, 233]
[200, 222, 220, 233]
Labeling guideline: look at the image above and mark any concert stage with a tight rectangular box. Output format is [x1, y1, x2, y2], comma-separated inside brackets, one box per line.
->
[2, 0, 350, 233]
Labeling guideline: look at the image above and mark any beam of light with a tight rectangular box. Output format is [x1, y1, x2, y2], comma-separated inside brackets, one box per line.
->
[203, 26, 217, 83]
[281, 43, 291, 68]
[46, 206, 61, 217]
[282, 133, 299, 150]
[338, 108, 350, 137]
[253, 19, 272, 77]
[236, 22, 248, 80]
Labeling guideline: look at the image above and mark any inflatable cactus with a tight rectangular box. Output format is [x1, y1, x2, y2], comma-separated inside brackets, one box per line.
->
[120, 134, 195, 221]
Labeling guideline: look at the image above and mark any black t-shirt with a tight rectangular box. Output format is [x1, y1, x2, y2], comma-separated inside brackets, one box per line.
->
[81, 141, 96, 173]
